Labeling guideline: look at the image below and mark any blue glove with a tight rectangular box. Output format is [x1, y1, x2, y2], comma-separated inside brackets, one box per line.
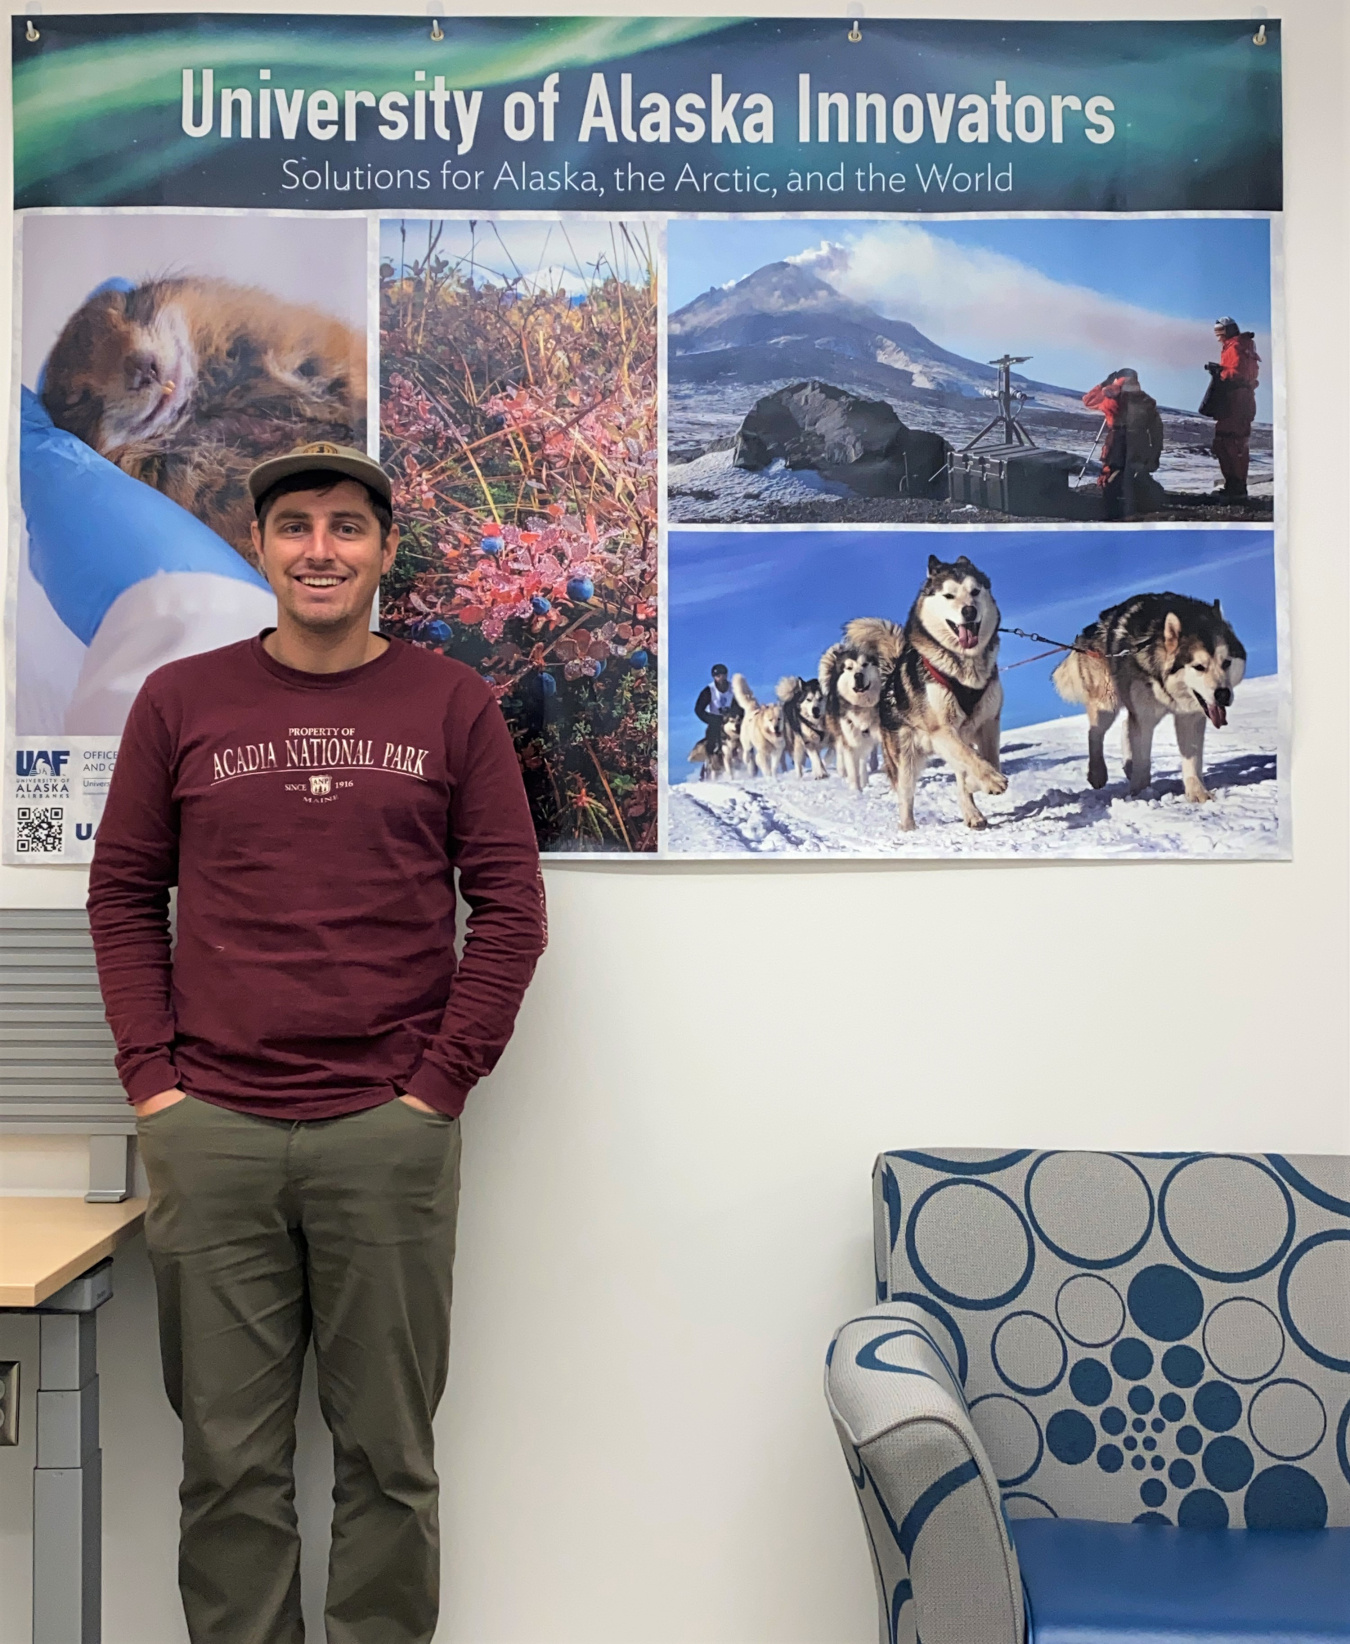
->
[21, 385, 269, 646]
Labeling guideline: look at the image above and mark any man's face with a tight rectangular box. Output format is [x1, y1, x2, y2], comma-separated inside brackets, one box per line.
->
[251, 480, 398, 633]
[713, 670, 729, 689]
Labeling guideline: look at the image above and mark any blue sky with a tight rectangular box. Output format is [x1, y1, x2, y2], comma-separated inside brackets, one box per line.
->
[380, 217, 653, 292]
[668, 527, 1277, 777]
[667, 217, 1273, 419]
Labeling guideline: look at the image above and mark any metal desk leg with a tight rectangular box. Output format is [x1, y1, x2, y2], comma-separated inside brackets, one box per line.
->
[33, 1261, 112, 1644]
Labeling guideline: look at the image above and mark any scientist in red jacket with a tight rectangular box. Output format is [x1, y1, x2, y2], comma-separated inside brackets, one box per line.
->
[1205, 316, 1261, 499]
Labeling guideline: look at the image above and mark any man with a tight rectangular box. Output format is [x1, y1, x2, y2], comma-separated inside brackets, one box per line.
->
[87, 443, 547, 1644]
[1204, 316, 1261, 498]
[1082, 368, 1166, 518]
[694, 663, 736, 766]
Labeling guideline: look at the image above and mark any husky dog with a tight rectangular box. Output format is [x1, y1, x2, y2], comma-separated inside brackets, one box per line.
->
[867, 555, 1007, 830]
[819, 630, 887, 792]
[687, 706, 745, 781]
[776, 675, 831, 778]
[1053, 592, 1246, 803]
[732, 674, 785, 778]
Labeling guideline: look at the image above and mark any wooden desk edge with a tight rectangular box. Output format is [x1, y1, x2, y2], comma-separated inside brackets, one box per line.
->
[0, 1199, 147, 1308]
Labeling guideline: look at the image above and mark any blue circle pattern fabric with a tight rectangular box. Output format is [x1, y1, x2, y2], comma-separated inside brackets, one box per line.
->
[873, 1149, 1350, 1529]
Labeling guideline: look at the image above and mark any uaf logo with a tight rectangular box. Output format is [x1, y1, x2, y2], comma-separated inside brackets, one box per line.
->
[309, 774, 332, 796]
[16, 749, 70, 776]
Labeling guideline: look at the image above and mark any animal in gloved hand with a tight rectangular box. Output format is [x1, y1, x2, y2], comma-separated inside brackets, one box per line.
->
[41, 277, 365, 566]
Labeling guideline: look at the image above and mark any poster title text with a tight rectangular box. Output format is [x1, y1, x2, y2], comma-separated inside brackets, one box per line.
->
[181, 70, 1117, 156]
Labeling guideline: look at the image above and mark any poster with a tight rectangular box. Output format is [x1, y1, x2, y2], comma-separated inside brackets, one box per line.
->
[5, 15, 1286, 862]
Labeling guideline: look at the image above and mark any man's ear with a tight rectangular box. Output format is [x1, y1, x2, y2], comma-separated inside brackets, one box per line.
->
[382, 523, 400, 574]
[250, 518, 264, 563]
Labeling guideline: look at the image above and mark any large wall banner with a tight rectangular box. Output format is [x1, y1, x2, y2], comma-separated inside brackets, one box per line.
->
[6, 15, 1286, 862]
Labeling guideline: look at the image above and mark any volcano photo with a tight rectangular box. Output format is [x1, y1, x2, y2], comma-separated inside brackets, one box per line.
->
[666, 218, 1275, 526]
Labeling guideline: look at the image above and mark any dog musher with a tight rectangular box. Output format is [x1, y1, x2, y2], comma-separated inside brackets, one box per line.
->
[695, 662, 736, 762]
[1202, 316, 1261, 498]
[87, 442, 548, 1644]
[1082, 367, 1166, 518]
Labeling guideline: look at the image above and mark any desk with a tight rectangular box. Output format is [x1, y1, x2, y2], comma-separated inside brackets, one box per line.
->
[0, 1197, 146, 1307]
[0, 1196, 146, 1643]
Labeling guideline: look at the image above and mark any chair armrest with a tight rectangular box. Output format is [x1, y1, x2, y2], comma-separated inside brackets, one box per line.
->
[826, 1303, 1024, 1644]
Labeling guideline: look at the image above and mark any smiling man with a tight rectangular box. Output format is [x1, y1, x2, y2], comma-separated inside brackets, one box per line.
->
[87, 443, 547, 1644]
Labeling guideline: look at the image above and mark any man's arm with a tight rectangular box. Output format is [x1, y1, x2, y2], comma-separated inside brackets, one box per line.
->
[694, 685, 715, 724]
[403, 699, 547, 1116]
[86, 685, 182, 1104]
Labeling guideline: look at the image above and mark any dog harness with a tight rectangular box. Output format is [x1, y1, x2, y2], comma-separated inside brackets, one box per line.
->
[919, 653, 994, 718]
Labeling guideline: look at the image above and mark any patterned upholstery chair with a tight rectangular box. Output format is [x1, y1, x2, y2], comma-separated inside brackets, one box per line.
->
[826, 1150, 1350, 1643]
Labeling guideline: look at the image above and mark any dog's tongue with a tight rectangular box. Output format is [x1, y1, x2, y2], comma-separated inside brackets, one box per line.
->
[955, 624, 978, 650]
[1206, 699, 1228, 729]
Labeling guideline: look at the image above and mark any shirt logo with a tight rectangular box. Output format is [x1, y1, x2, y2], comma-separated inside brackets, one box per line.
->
[309, 774, 332, 796]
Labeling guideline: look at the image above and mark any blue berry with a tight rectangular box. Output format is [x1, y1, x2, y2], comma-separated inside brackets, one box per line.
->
[480, 535, 503, 555]
[538, 671, 557, 696]
[566, 575, 594, 602]
[530, 595, 552, 616]
[629, 649, 649, 669]
[423, 619, 451, 644]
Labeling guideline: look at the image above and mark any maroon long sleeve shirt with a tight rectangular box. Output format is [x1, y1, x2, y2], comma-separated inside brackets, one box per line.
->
[87, 635, 546, 1120]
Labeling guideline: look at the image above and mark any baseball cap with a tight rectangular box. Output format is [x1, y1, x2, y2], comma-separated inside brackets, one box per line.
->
[247, 442, 392, 510]
[1214, 316, 1238, 332]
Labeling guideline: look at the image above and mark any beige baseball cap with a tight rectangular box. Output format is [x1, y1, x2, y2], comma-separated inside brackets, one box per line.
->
[247, 442, 392, 509]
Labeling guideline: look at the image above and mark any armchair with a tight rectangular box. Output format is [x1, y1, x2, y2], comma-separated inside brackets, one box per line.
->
[826, 1150, 1349, 1642]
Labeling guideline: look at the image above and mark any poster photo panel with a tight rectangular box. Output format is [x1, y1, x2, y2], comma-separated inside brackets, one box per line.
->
[668, 525, 1283, 859]
[5, 13, 1285, 866]
[666, 214, 1275, 527]
[9, 210, 368, 860]
[378, 217, 658, 855]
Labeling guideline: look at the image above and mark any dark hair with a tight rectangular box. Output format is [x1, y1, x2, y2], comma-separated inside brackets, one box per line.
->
[255, 469, 393, 540]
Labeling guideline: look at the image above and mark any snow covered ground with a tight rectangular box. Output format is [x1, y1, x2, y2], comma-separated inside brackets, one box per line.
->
[666, 393, 1275, 525]
[666, 674, 1285, 860]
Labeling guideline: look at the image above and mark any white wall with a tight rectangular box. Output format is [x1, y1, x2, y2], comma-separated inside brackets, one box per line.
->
[1, 2, 1346, 1640]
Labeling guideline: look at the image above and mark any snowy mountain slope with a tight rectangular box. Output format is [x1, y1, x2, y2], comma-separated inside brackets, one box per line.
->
[669, 261, 1090, 411]
[666, 675, 1284, 860]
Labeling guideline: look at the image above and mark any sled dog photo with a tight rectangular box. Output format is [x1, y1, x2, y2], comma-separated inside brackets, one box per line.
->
[818, 636, 885, 791]
[732, 674, 785, 777]
[777, 675, 831, 778]
[667, 525, 1281, 860]
[856, 554, 1007, 830]
[1053, 593, 1247, 803]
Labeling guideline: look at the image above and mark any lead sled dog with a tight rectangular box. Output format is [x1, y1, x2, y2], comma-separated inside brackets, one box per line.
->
[1053, 592, 1246, 803]
[848, 554, 1007, 831]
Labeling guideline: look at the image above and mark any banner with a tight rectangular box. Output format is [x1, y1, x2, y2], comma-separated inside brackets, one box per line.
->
[6, 15, 1287, 862]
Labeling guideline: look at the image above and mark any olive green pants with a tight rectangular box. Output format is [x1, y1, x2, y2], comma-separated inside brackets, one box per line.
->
[136, 1095, 461, 1644]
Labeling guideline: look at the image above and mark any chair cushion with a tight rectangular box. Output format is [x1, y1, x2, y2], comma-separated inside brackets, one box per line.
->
[1012, 1518, 1350, 1642]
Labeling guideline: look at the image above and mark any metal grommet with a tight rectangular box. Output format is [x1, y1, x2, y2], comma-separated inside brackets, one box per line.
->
[1253, 23, 1267, 45]
[430, 18, 444, 40]
[847, 21, 862, 43]
[25, 19, 39, 40]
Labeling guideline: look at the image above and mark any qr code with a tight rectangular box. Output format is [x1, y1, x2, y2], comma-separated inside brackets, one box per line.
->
[15, 806, 64, 853]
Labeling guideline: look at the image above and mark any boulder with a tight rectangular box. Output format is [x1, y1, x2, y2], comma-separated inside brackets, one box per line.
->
[732, 380, 949, 497]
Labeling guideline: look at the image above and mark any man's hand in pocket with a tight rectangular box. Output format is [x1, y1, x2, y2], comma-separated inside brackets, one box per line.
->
[396, 1091, 438, 1114]
[134, 1088, 187, 1117]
